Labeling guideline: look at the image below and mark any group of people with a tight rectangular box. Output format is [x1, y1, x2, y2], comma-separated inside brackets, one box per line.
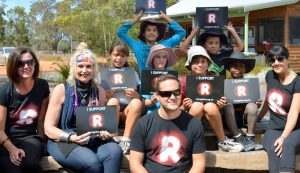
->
[0, 11, 299, 173]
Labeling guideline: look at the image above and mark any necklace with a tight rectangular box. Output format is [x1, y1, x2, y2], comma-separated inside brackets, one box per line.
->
[77, 89, 88, 105]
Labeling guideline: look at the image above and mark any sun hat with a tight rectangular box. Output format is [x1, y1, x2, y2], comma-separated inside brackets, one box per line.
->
[185, 46, 212, 70]
[197, 28, 228, 46]
[220, 51, 256, 73]
[138, 19, 166, 42]
[146, 44, 177, 69]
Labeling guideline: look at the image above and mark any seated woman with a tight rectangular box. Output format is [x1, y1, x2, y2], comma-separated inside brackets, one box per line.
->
[258, 45, 300, 173]
[106, 41, 142, 154]
[44, 49, 122, 173]
[0, 47, 49, 173]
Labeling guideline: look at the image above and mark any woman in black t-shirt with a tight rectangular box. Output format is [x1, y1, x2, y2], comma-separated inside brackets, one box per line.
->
[0, 47, 50, 173]
[258, 45, 300, 173]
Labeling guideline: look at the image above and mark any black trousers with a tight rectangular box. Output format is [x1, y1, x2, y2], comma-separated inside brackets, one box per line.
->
[0, 136, 44, 173]
[263, 129, 300, 173]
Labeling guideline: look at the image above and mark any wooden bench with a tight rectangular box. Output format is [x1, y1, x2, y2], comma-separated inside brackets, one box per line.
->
[42, 151, 300, 172]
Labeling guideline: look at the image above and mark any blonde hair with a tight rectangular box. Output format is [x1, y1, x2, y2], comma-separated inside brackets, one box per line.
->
[67, 49, 100, 85]
[76, 42, 89, 51]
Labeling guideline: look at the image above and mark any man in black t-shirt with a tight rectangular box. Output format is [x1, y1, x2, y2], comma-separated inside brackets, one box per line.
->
[130, 74, 206, 173]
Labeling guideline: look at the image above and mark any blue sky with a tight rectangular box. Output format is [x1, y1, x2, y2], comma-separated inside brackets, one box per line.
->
[4, 0, 32, 12]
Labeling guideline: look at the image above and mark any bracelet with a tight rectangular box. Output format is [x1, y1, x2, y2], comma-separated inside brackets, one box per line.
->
[1, 137, 9, 145]
[60, 131, 72, 143]
[67, 134, 74, 143]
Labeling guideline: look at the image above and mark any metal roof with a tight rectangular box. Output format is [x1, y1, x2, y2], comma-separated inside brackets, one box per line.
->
[166, 0, 299, 17]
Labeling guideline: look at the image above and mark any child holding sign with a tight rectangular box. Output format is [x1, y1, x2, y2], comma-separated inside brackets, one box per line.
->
[180, 46, 243, 152]
[220, 52, 263, 151]
[180, 22, 243, 76]
[117, 11, 185, 73]
[142, 44, 178, 114]
[106, 41, 142, 154]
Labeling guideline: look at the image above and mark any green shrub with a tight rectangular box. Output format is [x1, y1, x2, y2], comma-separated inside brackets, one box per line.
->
[51, 56, 70, 83]
[250, 61, 269, 76]
[171, 57, 190, 77]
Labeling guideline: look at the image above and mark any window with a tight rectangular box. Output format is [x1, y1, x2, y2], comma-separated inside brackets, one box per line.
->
[228, 26, 255, 46]
[258, 18, 284, 45]
[289, 16, 300, 45]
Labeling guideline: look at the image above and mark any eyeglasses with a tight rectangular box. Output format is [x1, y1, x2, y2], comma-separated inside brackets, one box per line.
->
[157, 89, 181, 98]
[268, 56, 286, 65]
[18, 59, 35, 68]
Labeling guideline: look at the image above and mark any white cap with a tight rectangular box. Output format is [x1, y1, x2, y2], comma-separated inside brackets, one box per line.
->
[185, 46, 212, 69]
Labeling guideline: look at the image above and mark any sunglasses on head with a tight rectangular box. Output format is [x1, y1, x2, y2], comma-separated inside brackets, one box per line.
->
[18, 59, 35, 68]
[157, 89, 181, 98]
[268, 56, 286, 65]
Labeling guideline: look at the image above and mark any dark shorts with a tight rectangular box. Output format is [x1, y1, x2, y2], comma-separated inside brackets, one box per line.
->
[235, 110, 247, 128]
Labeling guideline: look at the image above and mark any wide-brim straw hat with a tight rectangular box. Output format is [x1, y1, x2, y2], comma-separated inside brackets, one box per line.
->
[146, 44, 177, 69]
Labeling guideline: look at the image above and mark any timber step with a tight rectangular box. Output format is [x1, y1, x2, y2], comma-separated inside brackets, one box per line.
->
[42, 151, 300, 172]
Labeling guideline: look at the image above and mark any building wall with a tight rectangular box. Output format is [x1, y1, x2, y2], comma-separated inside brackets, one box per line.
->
[179, 3, 300, 72]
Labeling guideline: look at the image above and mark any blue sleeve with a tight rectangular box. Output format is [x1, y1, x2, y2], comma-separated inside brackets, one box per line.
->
[117, 21, 139, 49]
[161, 20, 186, 48]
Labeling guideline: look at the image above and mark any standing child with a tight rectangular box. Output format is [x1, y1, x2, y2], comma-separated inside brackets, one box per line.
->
[180, 22, 243, 76]
[117, 11, 185, 73]
[220, 52, 263, 151]
[180, 46, 244, 152]
[142, 44, 178, 114]
[106, 41, 142, 154]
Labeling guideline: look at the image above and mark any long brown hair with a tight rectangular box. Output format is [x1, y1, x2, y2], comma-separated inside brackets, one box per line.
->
[7, 47, 39, 84]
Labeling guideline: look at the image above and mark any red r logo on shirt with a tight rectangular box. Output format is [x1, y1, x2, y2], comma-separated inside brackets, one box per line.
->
[159, 136, 180, 163]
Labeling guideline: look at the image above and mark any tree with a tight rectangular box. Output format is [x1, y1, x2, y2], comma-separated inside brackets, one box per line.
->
[4, 7, 30, 46]
[167, 0, 177, 7]
[29, 0, 63, 52]
[53, 0, 134, 55]
[0, 2, 6, 45]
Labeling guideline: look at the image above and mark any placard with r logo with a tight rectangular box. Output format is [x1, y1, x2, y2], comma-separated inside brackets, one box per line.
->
[224, 78, 260, 104]
[186, 75, 224, 102]
[196, 7, 228, 29]
[136, 0, 166, 14]
[141, 70, 178, 95]
[100, 67, 136, 90]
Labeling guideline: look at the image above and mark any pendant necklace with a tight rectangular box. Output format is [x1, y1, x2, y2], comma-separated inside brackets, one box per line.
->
[78, 89, 88, 105]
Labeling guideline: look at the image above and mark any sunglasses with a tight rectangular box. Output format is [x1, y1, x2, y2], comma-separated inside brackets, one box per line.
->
[18, 59, 35, 68]
[157, 89, 181, 98]
[268, 56, 286, 65]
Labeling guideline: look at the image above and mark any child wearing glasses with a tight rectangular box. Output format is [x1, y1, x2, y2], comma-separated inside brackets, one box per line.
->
[0, 48, 50, 173]
[180, 46, 243, 152]
[106, 41, 142, 154]
[142, 44, 177, 114]
[257, 45, 300, 173]
[220, 52, 263, 152]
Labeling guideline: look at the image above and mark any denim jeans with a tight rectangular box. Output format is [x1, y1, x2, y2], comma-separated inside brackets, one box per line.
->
[48, 138, 123, 173]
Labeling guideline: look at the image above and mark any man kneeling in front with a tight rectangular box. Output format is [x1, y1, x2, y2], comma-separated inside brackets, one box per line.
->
[130, 74, 206, 173]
